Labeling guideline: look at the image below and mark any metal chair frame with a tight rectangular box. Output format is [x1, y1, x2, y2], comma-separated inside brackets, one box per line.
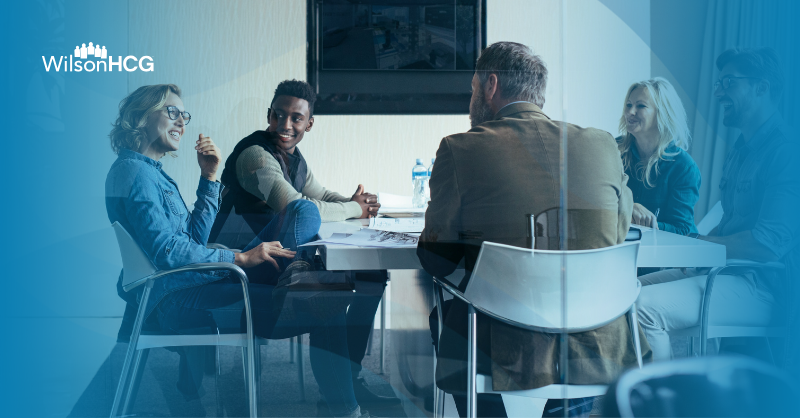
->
[110, 222, 258, 418]
[210, 244, 309, 400]
[432, 241, 644, 418]
[670, 259, 786, 357]
[674, 202, 787, 358]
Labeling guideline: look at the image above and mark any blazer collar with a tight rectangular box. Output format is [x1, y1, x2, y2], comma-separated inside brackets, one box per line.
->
[494, 102, 548, 120]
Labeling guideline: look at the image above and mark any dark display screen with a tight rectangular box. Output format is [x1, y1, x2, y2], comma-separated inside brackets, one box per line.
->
[308, 0, 486, 114]
[321, 1, 478, 71]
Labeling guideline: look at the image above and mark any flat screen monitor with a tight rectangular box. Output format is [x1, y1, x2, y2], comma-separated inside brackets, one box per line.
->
[308, 0, 487, 114]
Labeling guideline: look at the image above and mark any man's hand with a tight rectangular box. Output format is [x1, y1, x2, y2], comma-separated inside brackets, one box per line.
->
[351, 184, 381, 218]
[631, 203, 659, 229]
[234, 241, 296, 269]
[196, 134, 222, 182]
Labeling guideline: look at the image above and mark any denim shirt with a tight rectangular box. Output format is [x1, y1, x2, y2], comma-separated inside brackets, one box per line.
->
[717, 113, 800, 292]
[106, 149, 235, 318]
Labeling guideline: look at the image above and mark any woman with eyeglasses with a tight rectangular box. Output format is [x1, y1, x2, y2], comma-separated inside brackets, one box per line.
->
[617, 77, 701, 235]
[105, 84, 365, 417]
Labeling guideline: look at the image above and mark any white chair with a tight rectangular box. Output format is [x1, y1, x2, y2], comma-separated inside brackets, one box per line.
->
[433, 241, 643, 418]
[110, 222, 258, 418]
[671, 201, 787, 358]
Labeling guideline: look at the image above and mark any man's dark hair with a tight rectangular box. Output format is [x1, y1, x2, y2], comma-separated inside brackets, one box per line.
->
[716, 47, 784, 103]
[271, 79, 317, 116]
[476, 42, 548, 108]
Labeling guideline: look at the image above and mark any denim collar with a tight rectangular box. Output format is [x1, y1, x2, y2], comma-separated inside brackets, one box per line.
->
[735, 112, 783, 152]
[118, 148, 163, 170]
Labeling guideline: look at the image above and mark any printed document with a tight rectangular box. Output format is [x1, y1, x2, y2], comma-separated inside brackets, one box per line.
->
[301, 228, 420, 248]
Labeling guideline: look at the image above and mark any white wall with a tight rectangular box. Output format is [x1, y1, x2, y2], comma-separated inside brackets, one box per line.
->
[490, 0, 651, 133]
[128, 0, 650, 206]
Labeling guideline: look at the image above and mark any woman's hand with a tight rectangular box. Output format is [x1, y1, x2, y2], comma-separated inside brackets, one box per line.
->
[196, 134, 222, 181]
[234, 241, 296, 269]
[631, 203, 659, 229]
[351, 184, 381, 218]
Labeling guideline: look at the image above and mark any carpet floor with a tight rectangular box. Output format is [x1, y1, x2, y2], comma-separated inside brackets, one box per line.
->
[69, 331, 405, 417]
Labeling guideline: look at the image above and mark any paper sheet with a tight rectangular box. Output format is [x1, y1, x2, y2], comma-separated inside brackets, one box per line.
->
[300, 228, 420, 248]
[377, 192, 413, 208]
[369, 216, 425, 233]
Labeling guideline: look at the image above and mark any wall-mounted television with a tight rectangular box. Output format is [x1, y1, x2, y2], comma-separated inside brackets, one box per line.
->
[308, 0, 487, 115]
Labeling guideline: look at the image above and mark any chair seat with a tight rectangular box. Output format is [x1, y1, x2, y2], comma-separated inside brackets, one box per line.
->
[476, 375, 607, 399]
[669, 325, 787, 338]
[137, 333, 271, 350]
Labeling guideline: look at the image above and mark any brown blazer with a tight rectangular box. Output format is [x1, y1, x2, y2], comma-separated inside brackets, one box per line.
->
[418, 102, 651, 393]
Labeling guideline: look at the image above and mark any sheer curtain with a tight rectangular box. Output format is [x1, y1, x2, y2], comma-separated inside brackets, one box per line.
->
[691, 0, 799, 218]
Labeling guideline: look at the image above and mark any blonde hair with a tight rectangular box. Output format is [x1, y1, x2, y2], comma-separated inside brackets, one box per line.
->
[109, 84, 182, 154]
[618, 77, 690, 188]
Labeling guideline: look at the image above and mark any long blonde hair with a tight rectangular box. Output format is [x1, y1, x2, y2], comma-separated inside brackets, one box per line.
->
[109, 84, 182, 154]
[618, 77, 690, 188]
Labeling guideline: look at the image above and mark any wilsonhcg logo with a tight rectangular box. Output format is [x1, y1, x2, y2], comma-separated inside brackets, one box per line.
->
[42, 42, 154, 72]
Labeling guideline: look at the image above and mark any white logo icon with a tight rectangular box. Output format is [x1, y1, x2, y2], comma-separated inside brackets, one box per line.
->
[74, 43, 107, 59]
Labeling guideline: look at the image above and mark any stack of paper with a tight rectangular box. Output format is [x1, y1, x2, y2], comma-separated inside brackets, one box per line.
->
[377, 192, 426, 217]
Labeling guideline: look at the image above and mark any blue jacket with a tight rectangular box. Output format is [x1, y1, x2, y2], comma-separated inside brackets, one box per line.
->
[106, 149, 235, 318]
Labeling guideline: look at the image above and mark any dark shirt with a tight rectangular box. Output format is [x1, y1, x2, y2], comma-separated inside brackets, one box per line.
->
[617, 137, 701, 235]
[716, 114, 800, 282]
[285, 150, 301, 181]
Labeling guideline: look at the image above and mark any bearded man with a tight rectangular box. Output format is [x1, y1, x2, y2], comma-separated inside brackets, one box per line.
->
[636, 48, 800, 364]
[417, 42, 649, 417]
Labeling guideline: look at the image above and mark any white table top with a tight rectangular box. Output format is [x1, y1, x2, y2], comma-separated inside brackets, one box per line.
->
[316, 219, 726, 271]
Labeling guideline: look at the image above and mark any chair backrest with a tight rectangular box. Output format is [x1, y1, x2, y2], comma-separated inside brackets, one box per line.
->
[463, 241, 640, 332]
[112, 222, 157, 290]
[608, 356, 799, 417]
[697, 201, 723, 235]
[531, 207, 578, 250]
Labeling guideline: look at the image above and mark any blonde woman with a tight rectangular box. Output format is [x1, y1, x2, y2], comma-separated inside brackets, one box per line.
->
[617, 77, 700, 235]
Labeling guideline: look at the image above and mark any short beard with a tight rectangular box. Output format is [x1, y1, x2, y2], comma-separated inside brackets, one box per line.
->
[469, 87, 495, 128]
[721, 98, 751, 128]
[722, 113, 738, 127]
[722, 107, 744, 127]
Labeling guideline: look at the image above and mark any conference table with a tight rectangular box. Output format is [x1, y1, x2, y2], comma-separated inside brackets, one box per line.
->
[314, 219, 727, 417]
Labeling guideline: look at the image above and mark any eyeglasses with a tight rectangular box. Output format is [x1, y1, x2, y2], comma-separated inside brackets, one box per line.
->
[713, 76, 761, 92]
[164, 105, 191, 125]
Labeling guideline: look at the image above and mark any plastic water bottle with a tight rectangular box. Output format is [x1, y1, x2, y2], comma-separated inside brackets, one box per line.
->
[425, 158, 435, 200]
[412, 158, 429, 208]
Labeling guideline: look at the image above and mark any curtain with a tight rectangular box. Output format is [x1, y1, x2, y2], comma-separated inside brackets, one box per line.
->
[691, 0, 799, 219]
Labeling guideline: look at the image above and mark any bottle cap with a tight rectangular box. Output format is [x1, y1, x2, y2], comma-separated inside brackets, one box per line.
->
[431, 158, 436, 164]
[416, 158, 423, 164]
